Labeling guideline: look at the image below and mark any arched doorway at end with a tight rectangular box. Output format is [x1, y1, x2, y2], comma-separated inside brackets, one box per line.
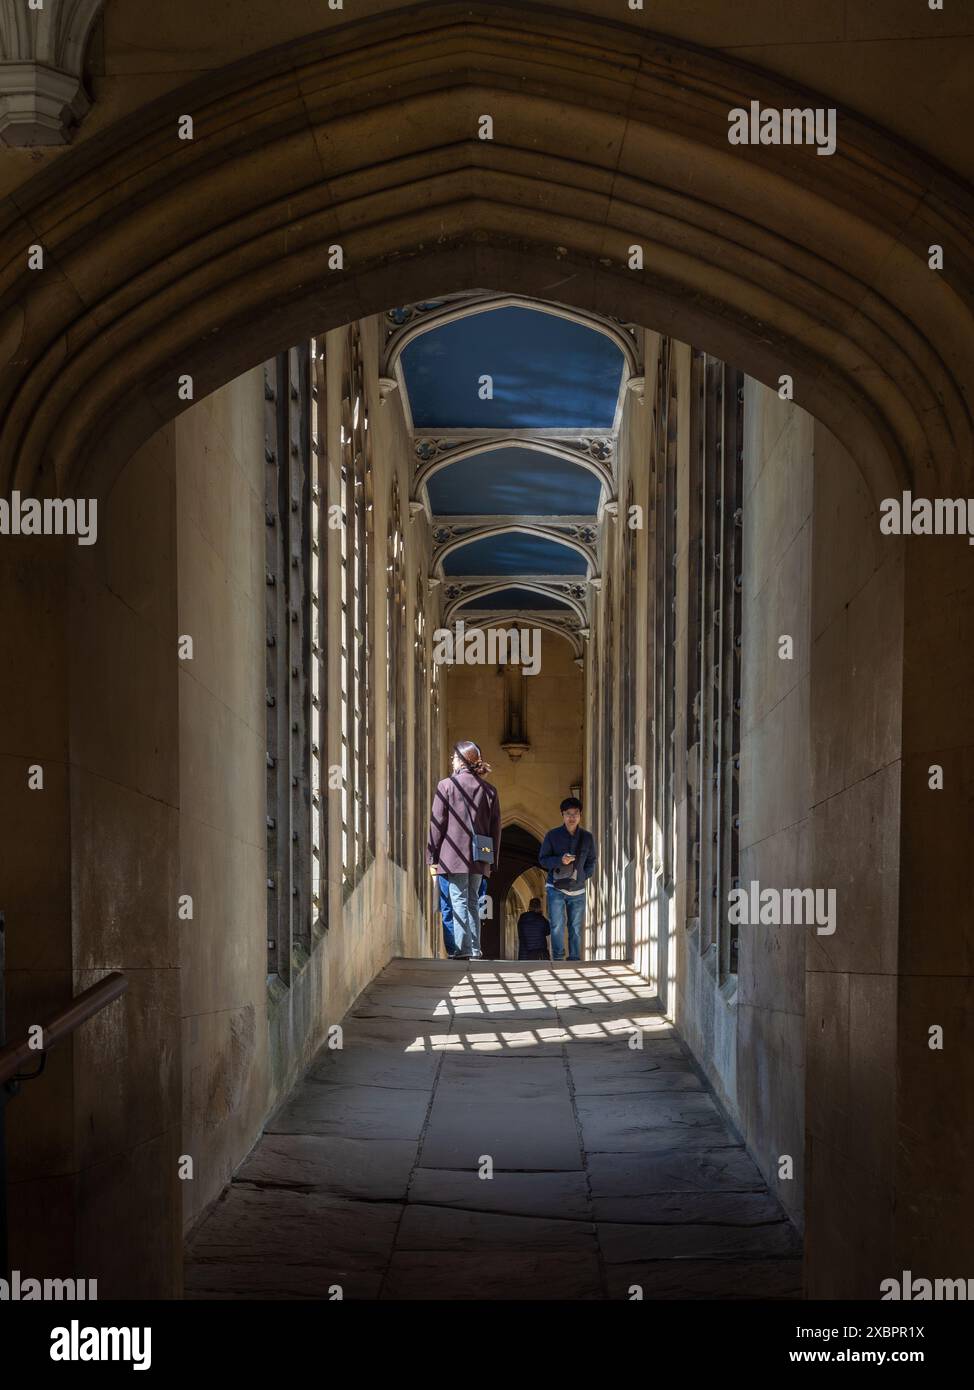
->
[482, 824, 542, 959]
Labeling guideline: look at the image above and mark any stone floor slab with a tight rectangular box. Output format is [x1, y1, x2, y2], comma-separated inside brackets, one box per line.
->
[235, 1134, 418, 1199]
[266, 1080, 430, 1140]
[586, 1147, 768, 1197]
[420, 1096, 583, 1171]
[185, 960, 802, 1300]
[568, 1057, 703, 1095]
[396, 1203, 596, 1253]
[597, 1217, 802, 1262]
[408, 1167, 591, 1219]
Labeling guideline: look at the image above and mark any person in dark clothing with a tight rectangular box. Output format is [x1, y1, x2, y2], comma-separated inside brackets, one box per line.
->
[517, 897, 551, 961]
[538, 796, 597, 961]
[427, 740, 501, 959]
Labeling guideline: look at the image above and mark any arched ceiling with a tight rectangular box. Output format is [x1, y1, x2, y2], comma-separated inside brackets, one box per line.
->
[394, 294, 628, 651]
[399, 305, 626, 430]
[0, 4, 970, 504]
[440, 530, 591, 577]
[458, 586, 576, 612]
[425, 447, 603, 516]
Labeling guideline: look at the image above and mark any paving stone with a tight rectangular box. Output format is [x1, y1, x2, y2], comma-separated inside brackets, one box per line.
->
[381, 1251, 603, 1300]
[235, 1134, 417, 1198]
[408, 1168, 591, 1220]
[436, 1052, 570, 1100]
[266, 1080, 430, 1140]
[185, 961, 802, 1301]
[447, 1019, 570, 1056]
[568, 1057, 703, 1095]
[341, 1015, 455, 1049]
[452, 1002, 560, 1021]
[396, 1202, 596, 1253]
[307, 1045, 440, 1090]
[577, 1092, 732, 1150]
[560, 1037, 687, 1063]
[420, 1096, 583, 1171]
[586, 1148, 767, 1197]
[351, 1001, 454, 1022]
[592, 1190, 788, 1225]
[185, 1260, 383, 1300]
[186, 1185, 401, 1271]
[597, 1217, 802, 1262]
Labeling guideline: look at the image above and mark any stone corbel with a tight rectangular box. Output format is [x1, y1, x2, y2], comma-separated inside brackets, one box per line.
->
[0, 0, 105, 146]
[377, 377, 399, 403]
[625, 375, 646, 403]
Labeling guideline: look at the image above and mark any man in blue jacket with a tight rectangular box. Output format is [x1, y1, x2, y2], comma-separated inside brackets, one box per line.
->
[538, 797, 597, 962]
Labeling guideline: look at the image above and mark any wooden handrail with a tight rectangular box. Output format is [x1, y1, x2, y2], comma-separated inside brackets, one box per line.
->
[0, 973, 128, 1086]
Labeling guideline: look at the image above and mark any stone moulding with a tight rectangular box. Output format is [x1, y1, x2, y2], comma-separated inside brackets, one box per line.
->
[0, 1, 970, 503]
[0, 0, 104, 145]
[442, 577, 588, 624]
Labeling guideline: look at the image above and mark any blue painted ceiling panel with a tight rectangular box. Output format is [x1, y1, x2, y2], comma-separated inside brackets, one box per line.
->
[426, 447, 602, 516]
[443, 532, 589, 576]
[458, 586, 575, 611]
[402, 307, 624, 429]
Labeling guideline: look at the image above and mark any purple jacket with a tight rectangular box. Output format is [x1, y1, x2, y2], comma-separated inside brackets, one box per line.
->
[426, 768, 502, 876]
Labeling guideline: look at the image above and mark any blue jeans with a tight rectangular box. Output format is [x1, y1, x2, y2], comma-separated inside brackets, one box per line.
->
[438, 874, 457, 956]
[439, 874, 488, 956]
[445, 872, 484, 957]
[547, 885, 585, 961]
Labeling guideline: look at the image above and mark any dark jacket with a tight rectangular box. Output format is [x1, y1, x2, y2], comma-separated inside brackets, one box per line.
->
[539, 825, 597, 891]
[517, 910, 550, 959]
[426, 767, 501, 876]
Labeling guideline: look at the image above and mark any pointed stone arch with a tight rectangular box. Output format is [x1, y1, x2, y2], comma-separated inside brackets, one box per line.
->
[414, 437, 613, 512]
[435, 524, 594, 577]
[0, 1, 969, 503]
[447, 580, 586, 624]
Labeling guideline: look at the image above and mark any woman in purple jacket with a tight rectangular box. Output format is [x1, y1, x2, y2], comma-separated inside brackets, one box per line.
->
[427, 740, 501, 959]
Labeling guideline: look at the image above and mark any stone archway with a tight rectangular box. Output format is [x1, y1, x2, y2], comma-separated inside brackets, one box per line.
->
[1, 0, 972, 1301]
[483, 824, 542, 959]
[0, 2, 970, 508]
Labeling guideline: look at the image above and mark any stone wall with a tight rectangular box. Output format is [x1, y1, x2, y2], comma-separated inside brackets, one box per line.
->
[4, 318, 434, 1296]
[804, 417, 905, 1296]
[4, 418, 182, 1295]
[176, 368, 270, 1234]
[178, 322, 432, 1241]
[736, 382, 814, 1231]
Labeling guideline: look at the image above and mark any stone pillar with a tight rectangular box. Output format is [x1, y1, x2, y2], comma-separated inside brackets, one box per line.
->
[0, 0, 104, 145]
[805, 422, 904, 1298]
